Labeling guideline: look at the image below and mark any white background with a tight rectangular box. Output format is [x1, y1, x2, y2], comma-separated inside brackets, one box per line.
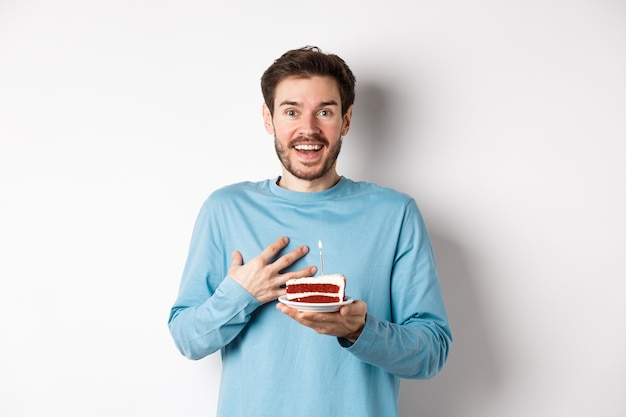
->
[1, 1, 625, 416]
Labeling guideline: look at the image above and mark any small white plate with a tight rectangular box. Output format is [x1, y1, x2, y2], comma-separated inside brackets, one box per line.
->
[278, 295, 354, 312]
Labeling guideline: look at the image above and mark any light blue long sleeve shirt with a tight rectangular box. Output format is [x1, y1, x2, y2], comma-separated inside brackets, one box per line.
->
[168, 177, 452, 417]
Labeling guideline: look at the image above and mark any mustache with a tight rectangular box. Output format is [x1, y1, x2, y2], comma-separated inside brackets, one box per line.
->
[290, 134, 328, 147]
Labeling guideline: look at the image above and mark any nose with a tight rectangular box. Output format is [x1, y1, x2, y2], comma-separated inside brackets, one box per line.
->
[298, 113, 321, 137]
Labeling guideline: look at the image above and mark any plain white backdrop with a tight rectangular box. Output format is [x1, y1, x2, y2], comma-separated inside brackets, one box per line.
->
[1, 1, 624, 416]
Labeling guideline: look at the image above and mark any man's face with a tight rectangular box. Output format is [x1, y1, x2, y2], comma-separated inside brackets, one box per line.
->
[263, 75, 352, 183]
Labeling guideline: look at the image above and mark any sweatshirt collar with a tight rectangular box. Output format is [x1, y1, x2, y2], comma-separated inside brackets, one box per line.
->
[269, 176, 349, 202]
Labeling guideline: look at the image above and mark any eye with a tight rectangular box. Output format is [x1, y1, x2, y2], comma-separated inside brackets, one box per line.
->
[318, 109, 331, 117]
[286, 109, 298, 117]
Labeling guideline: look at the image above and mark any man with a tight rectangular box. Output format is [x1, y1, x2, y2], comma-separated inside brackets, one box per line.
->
[168, 46, 452, 417]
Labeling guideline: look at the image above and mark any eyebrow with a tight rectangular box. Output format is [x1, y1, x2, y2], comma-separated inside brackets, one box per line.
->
[278, 100, 339, 108]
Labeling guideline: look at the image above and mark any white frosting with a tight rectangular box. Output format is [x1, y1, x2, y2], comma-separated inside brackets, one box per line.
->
[285, 273, 345, 286]
[286, 291, 340, 300]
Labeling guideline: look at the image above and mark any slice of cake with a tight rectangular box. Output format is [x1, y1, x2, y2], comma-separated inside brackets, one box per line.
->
[285, 274, 346, 303]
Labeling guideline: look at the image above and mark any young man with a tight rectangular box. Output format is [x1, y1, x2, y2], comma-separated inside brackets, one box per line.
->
[168, 46, 452, 417]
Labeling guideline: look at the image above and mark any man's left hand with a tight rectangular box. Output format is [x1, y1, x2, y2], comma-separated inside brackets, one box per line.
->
[276, 299, 367, 343]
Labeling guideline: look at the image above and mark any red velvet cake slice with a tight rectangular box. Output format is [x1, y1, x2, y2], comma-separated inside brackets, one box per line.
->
[285, 274, 346, 303]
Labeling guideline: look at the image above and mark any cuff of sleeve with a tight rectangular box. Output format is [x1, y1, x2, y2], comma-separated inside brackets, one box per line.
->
[337, 337, 354, 348]
[218, 276, 261, 311]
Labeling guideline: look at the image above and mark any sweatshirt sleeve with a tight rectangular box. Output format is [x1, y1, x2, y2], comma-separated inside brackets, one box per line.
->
[169, 278, 260, 360]
[338, 311, 451, 379]
[339, 199, 452, 379]
[167, 199, 261, 360]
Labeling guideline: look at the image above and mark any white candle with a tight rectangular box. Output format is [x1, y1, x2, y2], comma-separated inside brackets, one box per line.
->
[318, 240, 325, 277]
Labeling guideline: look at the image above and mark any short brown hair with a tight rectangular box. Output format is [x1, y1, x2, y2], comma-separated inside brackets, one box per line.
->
[261, 46, 356, 116]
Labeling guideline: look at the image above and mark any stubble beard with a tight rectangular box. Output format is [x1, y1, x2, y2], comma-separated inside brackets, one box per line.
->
[274, 134, 343, 181]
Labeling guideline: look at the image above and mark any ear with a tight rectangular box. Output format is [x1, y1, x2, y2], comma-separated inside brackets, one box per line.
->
[341, 105, 353, 136]
[262, 103, 274, 134]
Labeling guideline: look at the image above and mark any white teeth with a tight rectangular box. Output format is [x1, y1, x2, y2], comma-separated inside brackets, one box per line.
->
[294, 144, 321, 151]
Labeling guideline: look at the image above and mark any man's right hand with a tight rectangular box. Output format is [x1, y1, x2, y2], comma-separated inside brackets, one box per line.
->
[227, 236, 317, 304]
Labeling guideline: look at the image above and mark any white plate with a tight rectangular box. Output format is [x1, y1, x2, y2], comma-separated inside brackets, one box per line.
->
[278, 295, 354, 312]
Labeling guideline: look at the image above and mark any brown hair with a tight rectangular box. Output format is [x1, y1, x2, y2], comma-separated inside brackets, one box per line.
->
[261, 46, 356, 116]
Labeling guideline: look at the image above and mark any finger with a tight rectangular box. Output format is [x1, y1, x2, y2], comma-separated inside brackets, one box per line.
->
[259, 236, 290, 262]
[231, 250, 244, 267]
[276, 302, 293, 315]
[271, 245, 310, 272]
[278, 266, 317, 284]
[339, 302, 357, 316]
[276, 306, 324, 326]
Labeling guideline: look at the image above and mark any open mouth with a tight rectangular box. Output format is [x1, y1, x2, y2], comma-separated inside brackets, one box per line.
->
[294, 144, 322, 151]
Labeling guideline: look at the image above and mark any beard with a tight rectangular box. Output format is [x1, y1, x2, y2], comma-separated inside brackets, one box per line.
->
[274, 133, 343, 181]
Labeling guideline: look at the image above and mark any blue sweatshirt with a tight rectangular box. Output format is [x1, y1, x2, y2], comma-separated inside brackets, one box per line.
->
[168, 177, 452, 417]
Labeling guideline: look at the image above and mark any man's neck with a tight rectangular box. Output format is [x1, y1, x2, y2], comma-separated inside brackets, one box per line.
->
[277, 171, 341, 193]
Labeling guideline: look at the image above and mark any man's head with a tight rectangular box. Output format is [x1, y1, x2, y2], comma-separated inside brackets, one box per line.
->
[260, 46, 355, 191]
[261, 46, 356, 117]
